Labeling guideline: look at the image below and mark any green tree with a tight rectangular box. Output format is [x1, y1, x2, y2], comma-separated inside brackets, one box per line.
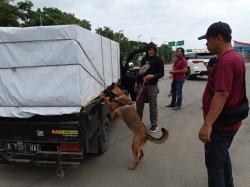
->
[1, 1, 171, 64]
[0, 0, 19, 26]
[16, 0, 33, 24]
[96, 26, 149, 63]
[96, 26, 133, 61]
[158, 44, 175, 64]
[96, 26, 115, 40]
[23, 7, 91, 30]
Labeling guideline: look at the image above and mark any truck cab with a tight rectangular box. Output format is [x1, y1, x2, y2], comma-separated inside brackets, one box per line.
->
[120, 48, 146, 100]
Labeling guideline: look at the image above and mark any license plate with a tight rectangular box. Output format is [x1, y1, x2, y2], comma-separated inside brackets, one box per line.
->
[6, 142, 41, 153]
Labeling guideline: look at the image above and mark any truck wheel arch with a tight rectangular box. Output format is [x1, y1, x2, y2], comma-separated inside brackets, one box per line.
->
[97, 117, 110, 154]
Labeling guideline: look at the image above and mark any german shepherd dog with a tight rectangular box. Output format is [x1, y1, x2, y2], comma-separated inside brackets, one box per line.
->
[101, 83, 168, 170]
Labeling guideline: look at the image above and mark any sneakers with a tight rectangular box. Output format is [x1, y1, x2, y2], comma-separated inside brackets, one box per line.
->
[165, 104, 175, 107]
[173, 106, 181, 110]
[149, 126, 159, 133]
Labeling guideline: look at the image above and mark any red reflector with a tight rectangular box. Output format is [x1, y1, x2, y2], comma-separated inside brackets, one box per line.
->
[60, 143, 80, 152]
[192, 60, 204, 64]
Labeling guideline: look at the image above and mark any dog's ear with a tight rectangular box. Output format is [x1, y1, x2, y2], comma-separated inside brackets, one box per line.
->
[117, 79, 122, 87]
[102, 89, 108, 95]
[100, 95, 107, 101]
[109, 92, 116, 101]
[102, 85, 112, 96]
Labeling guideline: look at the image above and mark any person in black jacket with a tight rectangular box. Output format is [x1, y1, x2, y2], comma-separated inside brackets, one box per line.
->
[135, 42, 164, 133]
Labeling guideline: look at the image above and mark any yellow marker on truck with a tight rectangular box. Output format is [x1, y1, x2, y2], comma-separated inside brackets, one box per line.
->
[52, 130, 79, 135]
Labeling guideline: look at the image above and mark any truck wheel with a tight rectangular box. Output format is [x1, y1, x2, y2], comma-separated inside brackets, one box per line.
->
[97, 117, 110, 154]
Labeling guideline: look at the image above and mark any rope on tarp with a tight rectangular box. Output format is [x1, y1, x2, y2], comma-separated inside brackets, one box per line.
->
[0, 63, 104, 87]
[100, 36, 106, 88]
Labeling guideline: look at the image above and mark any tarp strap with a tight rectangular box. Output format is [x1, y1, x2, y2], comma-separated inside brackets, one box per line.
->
[110, 40, 114, 83]
[0, 63, 104, 88]
[100, 36, 106, 88]
[73, 39, 107, 88]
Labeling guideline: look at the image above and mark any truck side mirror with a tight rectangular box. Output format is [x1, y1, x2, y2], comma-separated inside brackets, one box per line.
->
[128, 62, 134, 69]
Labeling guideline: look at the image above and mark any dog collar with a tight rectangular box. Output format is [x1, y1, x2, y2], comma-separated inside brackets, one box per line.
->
[112, 91, 123, 97]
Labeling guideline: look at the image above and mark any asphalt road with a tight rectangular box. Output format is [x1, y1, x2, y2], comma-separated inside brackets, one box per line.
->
[0, 65, 250, 187]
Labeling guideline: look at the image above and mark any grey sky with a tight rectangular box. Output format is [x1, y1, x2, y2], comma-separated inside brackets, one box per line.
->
[32, 0, 250, 49]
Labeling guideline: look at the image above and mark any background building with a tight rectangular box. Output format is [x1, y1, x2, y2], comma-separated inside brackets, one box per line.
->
[234, 41, 250, 62]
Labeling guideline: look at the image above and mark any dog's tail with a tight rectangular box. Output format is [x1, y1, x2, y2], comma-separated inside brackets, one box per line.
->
[148, 128, 169, 144]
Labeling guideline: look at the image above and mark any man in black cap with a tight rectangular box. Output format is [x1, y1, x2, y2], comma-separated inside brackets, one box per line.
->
[136, 42, 164, 133]
[198, 21, 245, 187]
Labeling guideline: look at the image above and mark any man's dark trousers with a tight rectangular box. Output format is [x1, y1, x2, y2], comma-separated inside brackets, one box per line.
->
[136, 84, 158, 127]
[205, 131, 236, 187]
[170, 78, 185, 107]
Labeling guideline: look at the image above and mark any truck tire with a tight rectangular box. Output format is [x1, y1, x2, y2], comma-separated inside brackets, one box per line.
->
[97, 117, 110, 154]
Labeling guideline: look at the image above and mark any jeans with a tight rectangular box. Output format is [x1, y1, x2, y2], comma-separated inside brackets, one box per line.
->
[136, 84, 158, 127]
[170, 78, 185, 107]
[205, 131, 236, 187]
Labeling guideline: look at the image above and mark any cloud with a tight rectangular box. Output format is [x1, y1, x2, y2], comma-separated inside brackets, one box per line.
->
[31, 0, 250, 49]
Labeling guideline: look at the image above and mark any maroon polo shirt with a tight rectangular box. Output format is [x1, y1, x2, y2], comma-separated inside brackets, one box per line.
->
[173, 58, 188, 80]
[202, 49, 244, 131]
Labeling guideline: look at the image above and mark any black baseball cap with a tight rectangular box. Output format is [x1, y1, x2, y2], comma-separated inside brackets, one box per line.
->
[198, 21, 232, 40]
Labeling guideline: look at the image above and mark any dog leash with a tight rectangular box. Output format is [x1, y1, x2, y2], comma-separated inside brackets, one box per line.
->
[136, 81, 148, 102]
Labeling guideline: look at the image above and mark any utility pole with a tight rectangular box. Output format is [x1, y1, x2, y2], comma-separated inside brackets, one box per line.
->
[118, 30, 123, 43]
[162, 41, 167, 63]
[137, 35, 142, 48]
[39, 12, 43, 26]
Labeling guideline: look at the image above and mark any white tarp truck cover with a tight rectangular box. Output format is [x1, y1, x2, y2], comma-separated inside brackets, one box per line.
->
[0, 25, 120, 118]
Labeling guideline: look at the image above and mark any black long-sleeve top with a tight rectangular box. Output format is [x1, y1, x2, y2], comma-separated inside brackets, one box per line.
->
[139, 55, 164, 85]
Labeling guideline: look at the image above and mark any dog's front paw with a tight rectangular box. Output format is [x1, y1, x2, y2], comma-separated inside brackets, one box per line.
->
[128, 164, 136, 170]
[100, 95, 107, 101]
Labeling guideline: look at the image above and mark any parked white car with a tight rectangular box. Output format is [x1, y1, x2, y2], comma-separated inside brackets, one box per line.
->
[185, 52, 216, 79]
